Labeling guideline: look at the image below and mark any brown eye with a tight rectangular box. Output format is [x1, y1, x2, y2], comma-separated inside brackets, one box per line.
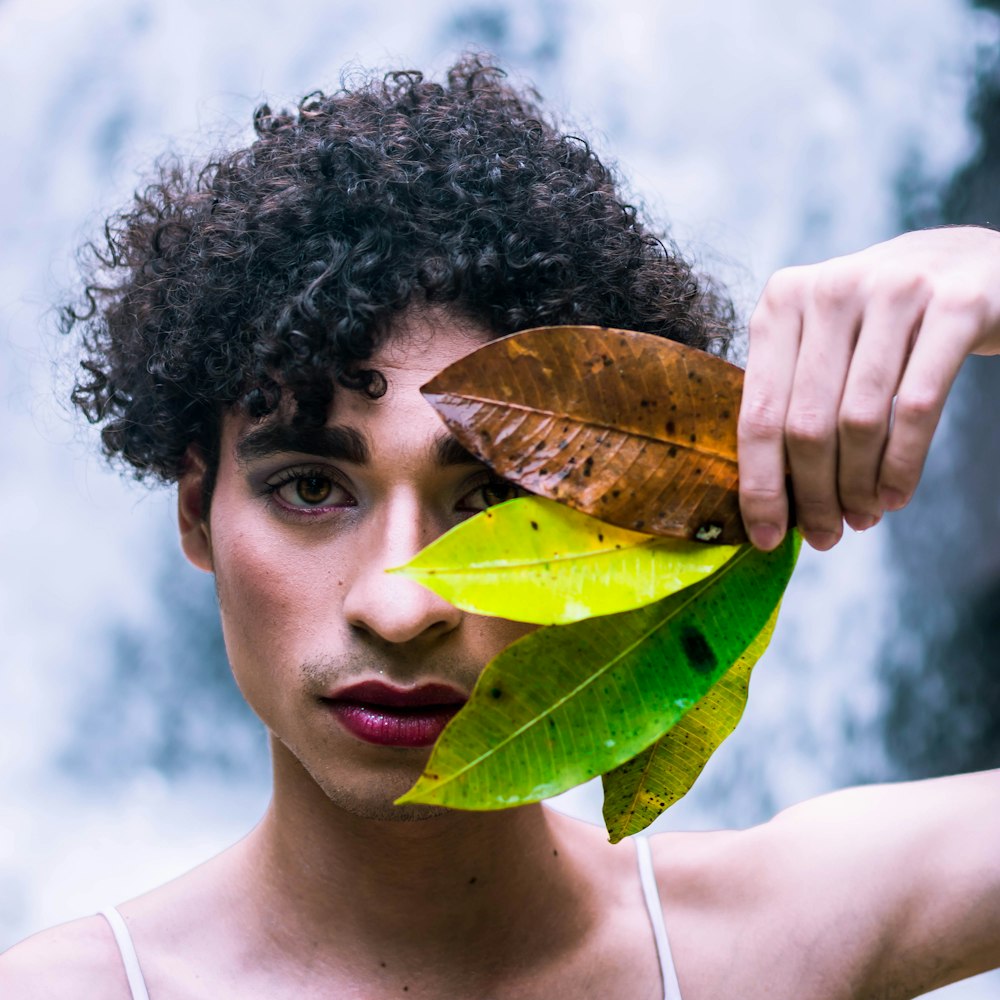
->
[458, 477, 528, 513]
[481, 481, 521, 506]
[268, 467, 353, 511]
[296, 475, 333, 505]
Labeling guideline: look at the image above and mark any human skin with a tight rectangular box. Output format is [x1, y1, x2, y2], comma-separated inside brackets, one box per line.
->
[169, 310, 674, 997]
[2, 230, 1000, 998]
[189, 313, 537, 822]
[738, 226, 1000, 551]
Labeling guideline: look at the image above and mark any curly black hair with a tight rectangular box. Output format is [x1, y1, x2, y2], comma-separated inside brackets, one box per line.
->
[65, 56, 735, 507]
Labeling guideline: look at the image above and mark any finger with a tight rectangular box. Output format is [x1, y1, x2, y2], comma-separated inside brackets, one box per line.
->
[878, 301, 974, 509]
[738, 272, 803, 550]
[837, 291, 925, 528]
[783, 294, 860, 550]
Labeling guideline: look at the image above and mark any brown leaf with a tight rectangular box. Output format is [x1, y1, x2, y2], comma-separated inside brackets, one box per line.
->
[421, 325, 747, 544]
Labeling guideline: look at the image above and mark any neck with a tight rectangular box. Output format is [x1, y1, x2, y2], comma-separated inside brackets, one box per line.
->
[234, 739, 599, 981]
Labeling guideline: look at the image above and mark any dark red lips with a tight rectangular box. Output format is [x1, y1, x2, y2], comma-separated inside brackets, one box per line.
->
[323, 681, 467, 748]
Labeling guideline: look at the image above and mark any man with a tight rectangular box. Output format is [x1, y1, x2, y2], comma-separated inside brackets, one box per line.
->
[2, 57, 998, 999]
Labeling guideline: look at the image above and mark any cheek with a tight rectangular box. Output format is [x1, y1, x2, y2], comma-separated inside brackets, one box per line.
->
[211, 521, 347, 697]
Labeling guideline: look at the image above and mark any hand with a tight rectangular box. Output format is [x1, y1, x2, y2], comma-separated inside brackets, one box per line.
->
[737, 226, 1000, 551]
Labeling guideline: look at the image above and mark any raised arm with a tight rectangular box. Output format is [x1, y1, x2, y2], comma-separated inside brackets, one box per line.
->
[727, 227, 1000, 996]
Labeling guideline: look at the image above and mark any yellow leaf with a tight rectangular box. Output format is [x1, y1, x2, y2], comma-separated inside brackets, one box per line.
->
[389, 496, 738, 624]
[602, 608, 780, 842]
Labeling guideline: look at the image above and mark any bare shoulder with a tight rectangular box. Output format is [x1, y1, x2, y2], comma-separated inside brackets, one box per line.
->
[0, 914, 131, 1000]
[648, 771, 1000, 999]
[0, 841, 249, 1000]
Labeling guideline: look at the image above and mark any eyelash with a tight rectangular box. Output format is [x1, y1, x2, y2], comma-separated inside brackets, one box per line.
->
[259, 467, 526, 519]
[261, 466, 355, 515]
[456, 474, 527, 512]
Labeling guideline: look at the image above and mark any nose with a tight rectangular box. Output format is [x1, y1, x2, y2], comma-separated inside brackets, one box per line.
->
[342, 500, 463, 645]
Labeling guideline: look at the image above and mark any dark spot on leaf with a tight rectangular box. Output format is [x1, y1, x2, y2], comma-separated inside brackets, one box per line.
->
[597, 533, 604, 542]
[469, 876, 477, 885]
[611, 489, 620, 498]
[721, 409, 731, 419]
[666, 420, 675, 435]
[689, 433, 697, 443]
[530, 521, 539, 531]
[668, 445, 677, 458]
[635, 520, 644, 530]
[680, 627, 715, 675]
[640, 399, 650, 407]
[490, 688, 503, 699]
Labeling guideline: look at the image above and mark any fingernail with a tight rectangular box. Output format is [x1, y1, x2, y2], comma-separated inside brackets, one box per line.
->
[805, 530, 840, 551]
[844, 512, 878, 532]
[750, 524, 782, 551]
[880, 489, 907, 511]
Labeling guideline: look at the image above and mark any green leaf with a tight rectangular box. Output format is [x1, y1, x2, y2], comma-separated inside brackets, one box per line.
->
[389, 496, 739, 625]
[601, 607, 780, 843]
[397, 531, 800, 810]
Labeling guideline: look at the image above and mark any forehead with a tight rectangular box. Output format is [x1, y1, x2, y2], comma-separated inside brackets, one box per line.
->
[229, 313, 493, 463]
[366, 313, 492, 384]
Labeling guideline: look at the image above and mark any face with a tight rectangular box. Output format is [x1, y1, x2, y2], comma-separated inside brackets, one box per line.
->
[178, 313, 533, 820]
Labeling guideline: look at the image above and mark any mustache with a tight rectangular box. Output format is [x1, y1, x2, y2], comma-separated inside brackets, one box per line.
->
[299, 656, 482, 696]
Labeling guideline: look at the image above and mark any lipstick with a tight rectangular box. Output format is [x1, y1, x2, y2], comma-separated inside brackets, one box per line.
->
[323, 681, 467, 748]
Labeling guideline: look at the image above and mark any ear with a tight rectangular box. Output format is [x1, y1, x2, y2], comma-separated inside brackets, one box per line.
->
[178, 448, 214, 573]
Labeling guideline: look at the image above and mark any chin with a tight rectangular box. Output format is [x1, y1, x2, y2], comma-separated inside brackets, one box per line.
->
[317, 775, 455, 822]
[285, 740, 453, 822]
[340, 796, 453, 822]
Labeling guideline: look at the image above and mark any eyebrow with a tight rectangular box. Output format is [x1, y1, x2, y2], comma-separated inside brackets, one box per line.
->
[433, 433, 482, 468]
[235, 422, 483, 469]
[236, 425, 369, 465]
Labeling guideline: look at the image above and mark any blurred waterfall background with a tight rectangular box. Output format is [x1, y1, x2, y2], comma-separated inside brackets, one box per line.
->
[1, 2, 999, 995]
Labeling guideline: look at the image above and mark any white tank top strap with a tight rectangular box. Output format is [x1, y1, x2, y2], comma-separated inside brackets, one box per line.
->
[635, 835, 684, 1000]
[97, 848, 678, 1000]
[98, 907, 151, 1000]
